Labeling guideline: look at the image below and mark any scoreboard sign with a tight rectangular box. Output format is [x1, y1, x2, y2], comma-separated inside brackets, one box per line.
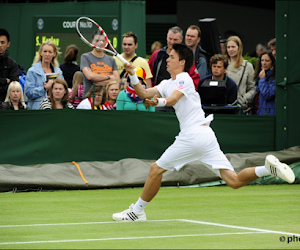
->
[33, 16, 119, 65]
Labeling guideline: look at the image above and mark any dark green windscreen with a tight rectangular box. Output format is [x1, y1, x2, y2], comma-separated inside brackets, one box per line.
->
[0, 110, 275, 165]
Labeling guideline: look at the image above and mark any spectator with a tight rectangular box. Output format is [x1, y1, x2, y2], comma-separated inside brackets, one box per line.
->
[76, 83, 106, 110]
[150, 41, 163, 54]
[81, 30, 120, 98]
[255, 43, 267, 57]
[268, 38, 276, 59]
[59, 44, 80, 88]
[117, 67, 155, 112]
[69, 71, 84, 109]
[0, 28, 19, 103]
[39, 78, 73, 109]
[250, 51, 276, 115]
[0, 81, 27, 110]
[25, 40, 63, 110]
[223, 36, 256, 108]
[220, 38, 227, 54]
[114, 32, 153, 89]
[198, 54, 237, 114]
[148, 26, 200, 112]
[103, 81, 120, 110]
[185, 25, 209, 80]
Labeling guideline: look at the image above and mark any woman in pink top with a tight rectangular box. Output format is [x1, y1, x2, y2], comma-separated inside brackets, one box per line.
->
[69, 71, 84, 109]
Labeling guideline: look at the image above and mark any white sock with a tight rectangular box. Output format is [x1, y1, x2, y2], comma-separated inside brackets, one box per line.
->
[133, 198, 149, 214]
[255, 166, 271, 177]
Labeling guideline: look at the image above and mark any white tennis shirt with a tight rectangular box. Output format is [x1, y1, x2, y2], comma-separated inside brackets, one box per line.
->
[156, 72, 213, 134]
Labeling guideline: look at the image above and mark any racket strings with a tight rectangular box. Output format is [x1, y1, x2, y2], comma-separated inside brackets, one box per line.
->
[77, 19, 108, 49]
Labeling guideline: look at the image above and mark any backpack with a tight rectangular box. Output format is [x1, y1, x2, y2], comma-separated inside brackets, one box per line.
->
[18, 65, 26, 94]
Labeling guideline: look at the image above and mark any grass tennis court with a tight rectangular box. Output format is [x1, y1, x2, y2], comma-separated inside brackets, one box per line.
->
[1, 184, 299, 249]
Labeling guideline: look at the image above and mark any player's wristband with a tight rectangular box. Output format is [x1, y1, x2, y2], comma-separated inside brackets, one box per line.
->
[156, 98, 167, 107]
[128, 74, 139, 85]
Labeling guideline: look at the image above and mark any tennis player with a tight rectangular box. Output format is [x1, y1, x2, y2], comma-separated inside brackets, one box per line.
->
[112, 43, 295, 222]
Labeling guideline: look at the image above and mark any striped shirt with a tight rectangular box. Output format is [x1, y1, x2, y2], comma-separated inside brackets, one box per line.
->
[39, 97, 74, 110]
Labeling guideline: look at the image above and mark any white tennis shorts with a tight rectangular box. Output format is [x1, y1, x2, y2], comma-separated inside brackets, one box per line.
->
[156, 126, 235, 177]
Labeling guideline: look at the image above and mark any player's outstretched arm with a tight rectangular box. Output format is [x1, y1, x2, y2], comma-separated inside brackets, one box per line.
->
[124, 63, 159, 99]
[167, 90, 184, 106]
[146, 90, 184, 107]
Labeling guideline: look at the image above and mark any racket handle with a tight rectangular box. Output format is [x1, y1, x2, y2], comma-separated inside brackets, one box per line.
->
[116, 54, 137, 72]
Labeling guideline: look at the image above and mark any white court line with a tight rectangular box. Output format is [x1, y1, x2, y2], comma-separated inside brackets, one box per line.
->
[0, 232, 266, 245]
[1, 219, 299, 237]
[1, 219, 299, 245]
[0, 221, 122, 228]
[0, 219, 176, 228]
[179, 219, 300, 237]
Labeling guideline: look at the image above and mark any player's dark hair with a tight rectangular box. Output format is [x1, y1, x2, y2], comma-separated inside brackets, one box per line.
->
[0, 28, 10, 42]
[172, 43, 194, 72]
[210, 54, 228, 69]
[122, 32, 138, 44]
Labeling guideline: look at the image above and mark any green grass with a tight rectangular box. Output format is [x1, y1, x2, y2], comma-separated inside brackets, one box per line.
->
[0, 184, 300, 249]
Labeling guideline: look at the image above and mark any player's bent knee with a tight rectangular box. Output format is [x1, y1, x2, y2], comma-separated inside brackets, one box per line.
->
[224, 178, 243, 189]
[227, 182, 242, 190]
[149, 162, 166, 177]
[220, 169, 242, 189]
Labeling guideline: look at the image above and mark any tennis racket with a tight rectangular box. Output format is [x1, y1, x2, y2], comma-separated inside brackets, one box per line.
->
[76, 16, 135, 71]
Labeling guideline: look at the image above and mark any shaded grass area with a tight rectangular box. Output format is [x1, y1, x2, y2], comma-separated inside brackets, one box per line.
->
[0, 184, 299, 249]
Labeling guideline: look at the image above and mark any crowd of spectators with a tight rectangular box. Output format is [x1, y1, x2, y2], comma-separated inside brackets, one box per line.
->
[0, 27, 276, 115]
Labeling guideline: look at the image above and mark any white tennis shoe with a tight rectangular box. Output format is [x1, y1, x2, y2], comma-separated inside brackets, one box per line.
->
[112, 204, 147, 222]
[265, 155, 295, 184]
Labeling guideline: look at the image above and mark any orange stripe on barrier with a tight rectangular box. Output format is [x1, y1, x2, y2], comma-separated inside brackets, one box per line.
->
[72, 161, 88, 184]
